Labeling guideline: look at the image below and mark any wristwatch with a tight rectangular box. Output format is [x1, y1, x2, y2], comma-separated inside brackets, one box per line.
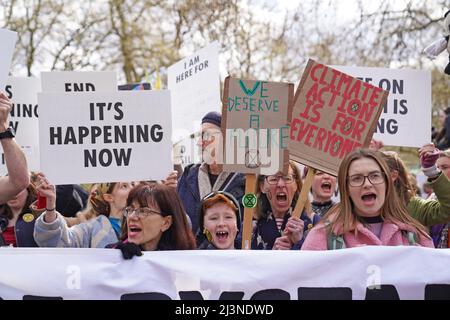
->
[0, 127, 15, 140]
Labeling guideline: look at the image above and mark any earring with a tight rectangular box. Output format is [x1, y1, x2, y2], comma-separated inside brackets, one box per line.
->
[203, 228, 213, 242]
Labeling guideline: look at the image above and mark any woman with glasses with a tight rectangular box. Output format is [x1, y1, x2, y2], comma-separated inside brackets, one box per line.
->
[33, 173, 137, 248]
[197, 191, 241, 250]
[252, 161, 317, 250]
[302, 149, 433, 250]
[110, 183, 196, 258]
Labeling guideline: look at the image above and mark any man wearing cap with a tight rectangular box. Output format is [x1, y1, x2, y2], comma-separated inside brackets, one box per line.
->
[177, 111, 245, 242]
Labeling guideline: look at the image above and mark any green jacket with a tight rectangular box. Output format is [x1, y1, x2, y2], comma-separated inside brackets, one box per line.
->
[407, 173, 450, 226]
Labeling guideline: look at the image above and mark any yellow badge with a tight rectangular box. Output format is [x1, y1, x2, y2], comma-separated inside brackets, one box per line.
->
[23, 213, 35, 223]
[307, 223, 313, 230]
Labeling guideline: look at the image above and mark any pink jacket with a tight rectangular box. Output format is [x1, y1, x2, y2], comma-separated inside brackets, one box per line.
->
[302, 220, 434, 250]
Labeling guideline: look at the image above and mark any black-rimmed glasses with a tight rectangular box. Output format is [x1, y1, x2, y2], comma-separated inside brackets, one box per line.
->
[347, 172, 385, 187]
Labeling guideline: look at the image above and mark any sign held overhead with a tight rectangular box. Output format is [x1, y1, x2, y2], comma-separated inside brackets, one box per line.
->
[290, 59, 388, 176]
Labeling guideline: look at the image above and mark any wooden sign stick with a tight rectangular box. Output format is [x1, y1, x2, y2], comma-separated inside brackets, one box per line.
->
[241, 174, 257, 250]
[292, 167, 315, 219]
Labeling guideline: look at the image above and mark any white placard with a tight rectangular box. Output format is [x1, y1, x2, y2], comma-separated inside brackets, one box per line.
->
[38, 91, 172, 184]
[172, 134, 199, 167]
[41, 71, 117, 93]
[0, 247, 448, 300]
[0, 77, 41, 174]
[333, 66, 431, 147]
[0, 29, 17, 92]
[168, 42, 221, 142]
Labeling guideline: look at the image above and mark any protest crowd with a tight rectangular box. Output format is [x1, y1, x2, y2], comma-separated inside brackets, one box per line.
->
[0, 19, 449, 300]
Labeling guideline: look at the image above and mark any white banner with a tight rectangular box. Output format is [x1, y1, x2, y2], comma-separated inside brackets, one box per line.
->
[38, 91, 172, 184]
[0, 28, 17, 91]
[168, 42, 221, 142]
[41, 71, 117, 92]
[333, 66, 431, 148]
[0, 77, 41, 174]
[0, 247, 448, 300]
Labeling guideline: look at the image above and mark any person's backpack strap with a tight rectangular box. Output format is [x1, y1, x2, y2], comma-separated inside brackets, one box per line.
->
[401, 230, 417, 246]
[325, 220, 346, 250]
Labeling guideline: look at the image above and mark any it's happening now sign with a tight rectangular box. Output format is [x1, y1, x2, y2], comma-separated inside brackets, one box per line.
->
[38, 91, 172, 184]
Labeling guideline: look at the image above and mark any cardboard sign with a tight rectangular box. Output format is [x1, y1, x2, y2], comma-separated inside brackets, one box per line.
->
[290, 59, 388, 176]
[0, 77, 41, 174]
[333, 66, 431, 148]
[168, 42, 221, 142]
[38, 91, 172, 184]
[222, 77, 293, 175]
[0, 29, 17, 91]
[41, 71, 117, 92]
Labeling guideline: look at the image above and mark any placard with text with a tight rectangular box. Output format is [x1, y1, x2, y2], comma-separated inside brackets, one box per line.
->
[38, 91, 172, 184]
[222, 76, 293, 175]
[290, 59, 388, 175]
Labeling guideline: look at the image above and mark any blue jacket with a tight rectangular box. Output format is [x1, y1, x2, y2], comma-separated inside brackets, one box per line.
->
[251, 211, 320, 250]
[15, 212, 38, 247]
[34, 212, 118, 248]
[177, 163, 245, 234]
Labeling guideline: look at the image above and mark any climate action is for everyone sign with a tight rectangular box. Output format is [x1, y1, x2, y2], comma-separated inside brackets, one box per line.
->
[290, 59, 388, 176]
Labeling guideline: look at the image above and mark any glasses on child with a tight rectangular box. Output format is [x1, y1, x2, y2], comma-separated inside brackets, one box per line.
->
[347, 172, 385, 187]
[265, 174, 296, 185]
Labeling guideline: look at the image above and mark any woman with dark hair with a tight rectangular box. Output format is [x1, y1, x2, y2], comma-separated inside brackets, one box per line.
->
[302, 149, 433, 250]
[0, 182, 38, 247]
[112, 183, 196, 258]
[252, 161, 317, 250]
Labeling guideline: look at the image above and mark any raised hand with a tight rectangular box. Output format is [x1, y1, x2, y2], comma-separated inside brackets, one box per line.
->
[283, 216, 304, 246]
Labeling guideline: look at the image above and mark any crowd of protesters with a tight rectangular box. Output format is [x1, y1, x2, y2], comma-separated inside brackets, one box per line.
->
[0, 91, 449, 260]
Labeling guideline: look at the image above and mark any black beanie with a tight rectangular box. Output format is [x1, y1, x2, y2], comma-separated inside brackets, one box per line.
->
[201, 111, 221, 128]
